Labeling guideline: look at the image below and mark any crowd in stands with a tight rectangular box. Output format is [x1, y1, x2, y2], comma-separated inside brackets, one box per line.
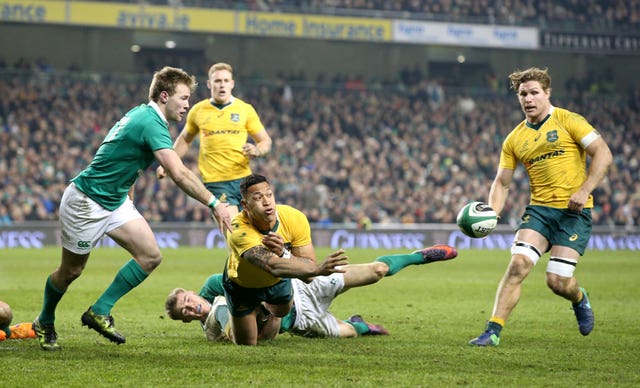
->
[126, 0, 640, 31]
[0, 59, 638, 231]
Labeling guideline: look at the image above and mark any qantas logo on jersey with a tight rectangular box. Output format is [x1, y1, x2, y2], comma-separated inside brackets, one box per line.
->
[524, 149, 565, 168]
[203, 129, 242, 137]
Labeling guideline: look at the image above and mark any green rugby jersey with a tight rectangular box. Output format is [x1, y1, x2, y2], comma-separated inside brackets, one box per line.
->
[72, 103, 173, 211]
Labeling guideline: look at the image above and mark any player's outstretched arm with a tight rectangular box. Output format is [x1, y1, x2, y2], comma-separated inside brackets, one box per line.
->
[154, 148, 232, 233]
[156, 128, 197, 179]
[242, 246, 347, 279]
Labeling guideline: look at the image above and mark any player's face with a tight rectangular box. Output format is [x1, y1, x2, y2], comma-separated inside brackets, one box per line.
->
[175, 291, 209, 322]
[517, 80, 551, 124]
[165, 83, 191, 122]
[242, 182, 277, 229]
[207, 69, 235, 105]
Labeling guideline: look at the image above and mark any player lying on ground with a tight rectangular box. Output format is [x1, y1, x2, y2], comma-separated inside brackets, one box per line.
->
[165, 244, 458, 340]
[0, 301, 36, 341]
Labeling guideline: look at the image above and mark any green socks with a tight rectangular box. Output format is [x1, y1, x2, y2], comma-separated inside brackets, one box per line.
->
[39, 276, 65, 325]
[344, 320, 369, 335]
[375, 253, 424, 276]
[91, 259, 148, 315]
[38, 260, 149, 322]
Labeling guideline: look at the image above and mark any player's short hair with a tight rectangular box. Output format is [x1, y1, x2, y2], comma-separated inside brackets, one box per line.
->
[208, 62, 233, 78]
[148, 66, 197, 102]
[165, 288, 187, 321]
[240, 174, 270, 198]
[0, 300, 13, 327]
[508, 67, 551, 92]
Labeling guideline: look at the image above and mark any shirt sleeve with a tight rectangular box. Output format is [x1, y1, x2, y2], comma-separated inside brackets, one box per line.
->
[142, 118, 173, 151]
[198, 274, 225, 303]
[499, 132, 518, 170]
[245, 103, 265, 136]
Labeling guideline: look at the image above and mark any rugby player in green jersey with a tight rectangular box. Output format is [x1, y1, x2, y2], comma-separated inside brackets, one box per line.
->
[32, 67, 232, 351]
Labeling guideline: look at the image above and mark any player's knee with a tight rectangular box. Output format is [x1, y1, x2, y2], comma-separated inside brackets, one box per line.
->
[511, 241, 542, 266]
[60, 265, 85, 283]
[545, 259, 576, 295]
[139, 250, 163, 272]
[546, 278, 565, 296]
[506, 254, 533, 280]
[231, 331, 258, 346]
[546, 275, 572, 296]
[371, 262, 388, 280]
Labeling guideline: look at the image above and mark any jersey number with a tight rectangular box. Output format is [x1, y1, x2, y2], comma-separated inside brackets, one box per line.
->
[104, 116, 131, 143]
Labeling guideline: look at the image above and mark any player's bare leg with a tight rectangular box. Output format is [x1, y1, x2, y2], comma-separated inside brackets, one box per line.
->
[470, 230, 546, 346]
[81, 218, 160, 344]
[230, 312, 259, 345]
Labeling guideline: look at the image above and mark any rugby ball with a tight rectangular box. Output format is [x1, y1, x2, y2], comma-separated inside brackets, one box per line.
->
[456, 202, 498, 238]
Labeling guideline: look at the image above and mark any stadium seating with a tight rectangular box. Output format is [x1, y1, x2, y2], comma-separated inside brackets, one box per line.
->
[0, 62, 637, 228]
[123, 0, 640, 31]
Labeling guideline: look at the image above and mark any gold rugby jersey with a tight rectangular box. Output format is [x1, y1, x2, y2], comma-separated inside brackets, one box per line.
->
[500, 106, 600, 209]
[226, 204, 312, 288]
[185, 96, 264, 182]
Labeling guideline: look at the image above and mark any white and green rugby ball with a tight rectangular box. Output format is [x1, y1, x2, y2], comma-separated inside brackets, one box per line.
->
[456, 201, 498, 238]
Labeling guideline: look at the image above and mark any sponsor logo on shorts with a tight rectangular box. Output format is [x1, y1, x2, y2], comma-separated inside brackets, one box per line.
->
[569, 234, 578, 241]
[77, 240, 91, 248]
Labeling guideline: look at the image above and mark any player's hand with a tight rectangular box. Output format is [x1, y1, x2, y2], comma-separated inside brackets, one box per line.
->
[316, 249, 348, 276]
[262, 232, 285, 256]
[568, 189, 589, 212]
[211, 203, 232, 234]
[156, 165, 167, 179]
[242, 143, 261, 159]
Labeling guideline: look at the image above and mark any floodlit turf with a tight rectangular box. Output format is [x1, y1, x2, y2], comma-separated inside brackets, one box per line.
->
[1, 247, 639, 387]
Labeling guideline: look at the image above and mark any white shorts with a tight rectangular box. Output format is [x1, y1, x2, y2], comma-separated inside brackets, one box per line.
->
[59, 183, 142, 254]
[289, 273, 345, 338]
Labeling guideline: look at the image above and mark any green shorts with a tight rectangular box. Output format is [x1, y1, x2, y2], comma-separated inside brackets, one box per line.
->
[205, 177, 245, 207]
[517, 205, 592, 255]
[222, 270, 293, 317]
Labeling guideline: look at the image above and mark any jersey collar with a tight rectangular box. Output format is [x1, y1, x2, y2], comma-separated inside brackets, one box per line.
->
[258, 211, 280, 235]
[525, 105, 554, 130]
[210, 96, 234, 110]
[147, 101, 168, 124]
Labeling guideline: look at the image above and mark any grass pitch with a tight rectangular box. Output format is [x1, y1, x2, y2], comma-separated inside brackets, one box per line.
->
[1, 247, 639, 387]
